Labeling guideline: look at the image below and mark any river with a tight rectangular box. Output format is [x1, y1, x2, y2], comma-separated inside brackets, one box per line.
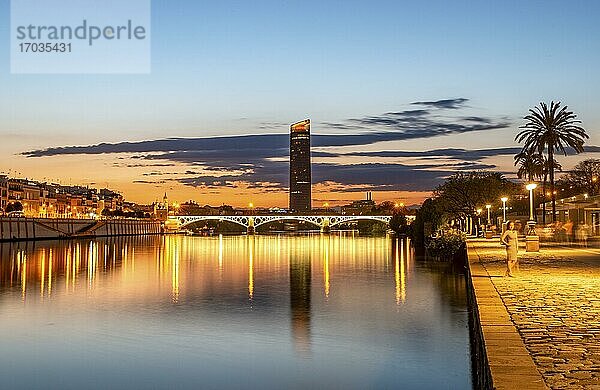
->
[0, 234, 472, 389]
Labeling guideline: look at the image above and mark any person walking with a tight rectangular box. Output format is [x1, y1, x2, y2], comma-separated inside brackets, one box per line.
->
[501, 221, 519, 277]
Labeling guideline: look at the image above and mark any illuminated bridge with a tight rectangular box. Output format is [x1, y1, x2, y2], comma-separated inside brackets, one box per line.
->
[169, 215, 395, 234]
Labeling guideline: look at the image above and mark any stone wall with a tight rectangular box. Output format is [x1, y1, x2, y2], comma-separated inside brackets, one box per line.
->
[0, 217, 162, 241]
[466, 257, 494, 390]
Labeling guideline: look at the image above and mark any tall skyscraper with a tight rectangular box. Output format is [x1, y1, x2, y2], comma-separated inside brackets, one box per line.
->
[289, 119, 312, 212]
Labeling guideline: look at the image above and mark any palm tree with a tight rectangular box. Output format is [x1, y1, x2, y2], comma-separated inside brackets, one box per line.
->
[515, 101, 588, 222]
[514, 150, 544, 182]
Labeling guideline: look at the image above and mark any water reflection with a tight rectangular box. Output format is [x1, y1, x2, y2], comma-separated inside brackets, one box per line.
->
[323, 235, 330, 298]
[248, 235, 254, 301]
[290, 253, 312, 354]
[392, 238, 414, 305]
[0, 235, 472, 389]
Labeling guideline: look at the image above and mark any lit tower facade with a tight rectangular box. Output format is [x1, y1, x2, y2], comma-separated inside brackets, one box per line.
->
[289, 119, 312, 212]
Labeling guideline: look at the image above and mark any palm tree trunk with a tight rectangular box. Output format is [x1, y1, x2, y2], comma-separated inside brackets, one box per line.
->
[549, 147, 556, 222]
[542, 172, 547, 225]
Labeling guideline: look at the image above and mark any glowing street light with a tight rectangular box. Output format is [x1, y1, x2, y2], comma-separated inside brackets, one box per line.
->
[526, 183, 538, 222]
[474, 208, 482, 236]
[485, 204, 491, 225]
[501, 197, 508, 222]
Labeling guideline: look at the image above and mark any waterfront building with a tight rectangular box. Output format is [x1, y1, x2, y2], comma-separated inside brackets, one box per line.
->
[539, 193, 600, 235]
[289, 119, 312, 212]
[0, 176, 124, 218]
[0, 177, 7, 211]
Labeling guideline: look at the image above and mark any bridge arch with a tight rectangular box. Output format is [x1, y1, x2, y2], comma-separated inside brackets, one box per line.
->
[177, 216, 250, 229]
[171, 215, 393, 232]
[252, 216, 330, 229]
[328, 216, 391, 227]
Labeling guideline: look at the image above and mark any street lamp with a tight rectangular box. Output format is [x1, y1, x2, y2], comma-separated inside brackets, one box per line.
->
[485, 204, 491, 225]
[525, 183, 540, 251]
[526, 183, 538, 222]
[476, 208, 482, 237]
[501, 197, 508, 222]
[584, 193, 589, 224]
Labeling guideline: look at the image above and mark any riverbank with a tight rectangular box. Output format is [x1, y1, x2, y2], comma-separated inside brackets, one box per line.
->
[467, 239, 600, 389]
[0, 217, 162, 241]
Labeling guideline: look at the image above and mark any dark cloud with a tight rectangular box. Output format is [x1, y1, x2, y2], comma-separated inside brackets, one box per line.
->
[133, 180, 166, 184]
[23, 98, 510, 159]
[385, 109, 430, 117]
[343, 147, 522, 160]
[321, 98, 507, 139]
[19, 99, 522, 192]
[462, 116, 492, 123]
[20, 137, 544, 192]
[411, 98, 469, 109]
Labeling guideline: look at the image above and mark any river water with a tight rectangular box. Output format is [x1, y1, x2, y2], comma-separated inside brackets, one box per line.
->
[0, 234, 472, 389]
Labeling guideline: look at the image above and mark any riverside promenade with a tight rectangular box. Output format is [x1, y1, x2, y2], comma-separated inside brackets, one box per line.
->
[468, 239, 600, 390]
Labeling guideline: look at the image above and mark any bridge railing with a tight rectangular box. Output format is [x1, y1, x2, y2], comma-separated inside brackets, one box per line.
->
[169, 214, 396, 233]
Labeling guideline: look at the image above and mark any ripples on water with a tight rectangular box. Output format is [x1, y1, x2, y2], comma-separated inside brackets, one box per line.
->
[0, 234, 472, 389]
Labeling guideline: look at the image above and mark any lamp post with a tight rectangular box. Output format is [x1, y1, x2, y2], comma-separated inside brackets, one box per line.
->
[501, 197, 508, 222]
[525, 183, 540, 252]
[584, 193, 589, 225]
[484, 204, 492, 239]
[526, 183, 538, 222]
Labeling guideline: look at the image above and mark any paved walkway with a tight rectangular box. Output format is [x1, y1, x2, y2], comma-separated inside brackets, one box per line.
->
[469, 239, 600, 390]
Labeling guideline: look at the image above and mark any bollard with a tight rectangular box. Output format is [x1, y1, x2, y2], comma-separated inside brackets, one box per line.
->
[526, 235, 540, 252]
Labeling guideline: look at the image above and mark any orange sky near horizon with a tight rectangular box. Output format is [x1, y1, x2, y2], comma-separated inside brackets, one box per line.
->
[1, 149, 432, 207]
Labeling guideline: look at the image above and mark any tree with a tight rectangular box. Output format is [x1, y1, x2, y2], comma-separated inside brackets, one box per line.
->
[514, 150, 544, 182]
[389, 213, 411, 236]
[5, 201, 23, 213]
[515, 101, 588, 222]
[411, 198, 444, 245]
[434, 171, 514, 220]
[557, 159, 600, 196]
[371, 201, 396, 215]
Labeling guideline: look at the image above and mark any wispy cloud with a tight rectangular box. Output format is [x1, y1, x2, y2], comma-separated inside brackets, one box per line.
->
[321, 97, 508, 139]
[411, 98, 469, 109]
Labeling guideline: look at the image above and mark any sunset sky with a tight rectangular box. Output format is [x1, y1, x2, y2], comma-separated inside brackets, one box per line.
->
[1, 0, 600, 207]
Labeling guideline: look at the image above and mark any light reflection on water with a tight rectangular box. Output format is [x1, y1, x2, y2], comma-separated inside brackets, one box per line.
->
[0, 234, 472, 389]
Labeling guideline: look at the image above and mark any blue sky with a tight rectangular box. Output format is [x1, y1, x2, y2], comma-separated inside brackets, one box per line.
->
[1, 0, 599, 205]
